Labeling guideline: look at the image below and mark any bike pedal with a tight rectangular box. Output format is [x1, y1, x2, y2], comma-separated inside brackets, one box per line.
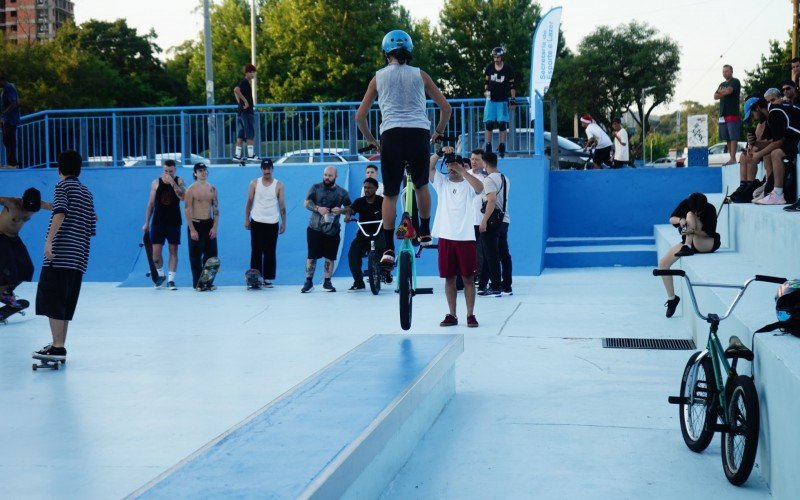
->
[415, 287, 434, 295]
[667, 396, 688, 405]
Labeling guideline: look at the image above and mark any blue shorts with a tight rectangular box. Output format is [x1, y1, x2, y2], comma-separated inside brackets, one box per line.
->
[151, 224, 181, 245]
[484, 101, 510, 126]
[718, 120, 741, 142]
[237, 113, 255, 140]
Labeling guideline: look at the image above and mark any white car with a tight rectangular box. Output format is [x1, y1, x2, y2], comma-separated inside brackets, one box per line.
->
[275, 148, 369, 164]
[707, 142, 745, 166]
[648, 157, 676, 168]
[124, 153, 210, 167]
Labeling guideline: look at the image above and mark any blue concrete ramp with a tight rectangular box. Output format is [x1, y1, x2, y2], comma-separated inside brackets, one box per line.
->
[130, 334, 463, 499]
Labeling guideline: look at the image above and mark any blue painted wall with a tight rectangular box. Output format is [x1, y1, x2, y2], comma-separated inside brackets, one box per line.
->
[547, 168, 721, 238]
[0, 158, 549, 285]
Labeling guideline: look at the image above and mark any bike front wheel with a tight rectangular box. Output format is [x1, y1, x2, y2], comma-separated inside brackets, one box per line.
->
[678, 352, 717, 452]
[722, 375, 759, 486]
[367, 251, 381, 295]
[398, 252, 413, 331]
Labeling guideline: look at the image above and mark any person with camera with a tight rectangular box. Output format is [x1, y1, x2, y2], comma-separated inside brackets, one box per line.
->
[483, 47, 516, 158]
[355, 30, 451, 267]
[657, 193, 721, 318]
[430, 147, 484, 328]
[477, 152, 512, 297]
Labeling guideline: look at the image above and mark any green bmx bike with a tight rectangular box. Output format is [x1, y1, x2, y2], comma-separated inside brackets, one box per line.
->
[653, 269, 785, 485]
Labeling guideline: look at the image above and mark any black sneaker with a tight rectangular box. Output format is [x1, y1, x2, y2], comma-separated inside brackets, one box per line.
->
[783, 200, 800, 212]
[301, 279, 314, 293]
[348, 281, 365, 292]
[323, 279, 336, 292]
[485, 142, 492, 153]
[33, 344, 67, 361]
[478, 288, 502, 297]
[155, 275, 167, 288]
[263, 280, 274, 288]
[665, 295, 681, 318]
[502, 287, 513, 296]
[498, 142, 506, 158]
[168, 281, 177, 290]
[675, 245, 696, 257]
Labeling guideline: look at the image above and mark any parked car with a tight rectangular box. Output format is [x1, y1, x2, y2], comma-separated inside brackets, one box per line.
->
[707, 142, 745, 166]
[472, 129, 591, 169]
[647, 157, 676, 168]
[124, 153, 210, 167]
[275, 148, 369, 164]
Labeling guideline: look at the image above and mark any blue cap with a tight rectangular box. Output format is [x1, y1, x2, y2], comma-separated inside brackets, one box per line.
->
[743, 97, 760, 121]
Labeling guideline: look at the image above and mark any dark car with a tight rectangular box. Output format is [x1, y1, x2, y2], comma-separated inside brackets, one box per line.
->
[474, 130, 591, 169]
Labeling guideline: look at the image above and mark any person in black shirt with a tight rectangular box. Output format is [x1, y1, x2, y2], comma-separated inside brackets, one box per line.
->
[658, 193, 721, 317]
[750, 97, 800, 205]
[233, 63, 259, 162]
[142, 159, 185, 289]
[345, 178, 384, 291]
[483, 47, 516, 158]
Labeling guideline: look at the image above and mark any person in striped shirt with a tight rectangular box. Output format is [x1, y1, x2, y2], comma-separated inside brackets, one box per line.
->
[33, 150, 97, 362]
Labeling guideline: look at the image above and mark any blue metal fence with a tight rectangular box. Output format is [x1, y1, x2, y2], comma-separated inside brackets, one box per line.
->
[3, 98, 540, 168]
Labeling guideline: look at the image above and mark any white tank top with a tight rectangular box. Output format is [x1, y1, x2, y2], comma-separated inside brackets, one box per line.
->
[376, 63, 430, 134]
[251, 178, 279, 224]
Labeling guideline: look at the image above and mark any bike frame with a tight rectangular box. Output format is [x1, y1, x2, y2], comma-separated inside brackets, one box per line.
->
[395, 172, 419, 291]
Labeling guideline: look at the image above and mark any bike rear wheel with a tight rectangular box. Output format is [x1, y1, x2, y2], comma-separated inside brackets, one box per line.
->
[722, 375, 759, 486]
[678, 353, 717, 452]
[367, 251, 381, 295]
[398, 252, 413, 331]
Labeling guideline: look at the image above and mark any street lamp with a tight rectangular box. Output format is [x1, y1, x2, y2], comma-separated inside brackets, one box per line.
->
[641, 86, 655, 164]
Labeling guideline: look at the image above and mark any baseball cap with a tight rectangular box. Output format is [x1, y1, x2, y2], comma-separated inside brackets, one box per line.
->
[260, 158, 274, 169]
[744, 96, 768, 121]
[193, 162, 208, 172]
[22, 187, 41, 212]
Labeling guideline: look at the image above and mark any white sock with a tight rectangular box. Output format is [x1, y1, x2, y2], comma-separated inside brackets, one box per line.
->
[235, 146, 242, 158]
[168, 271, 175, 282]
[775, 187, 784, 196]
[157, 267, 165, 277]
[247, 145, 255, 157]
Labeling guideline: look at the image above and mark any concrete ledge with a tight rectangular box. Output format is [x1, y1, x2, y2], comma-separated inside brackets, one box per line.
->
[129, 334, 464, 499]
[655, 203, 800, 498]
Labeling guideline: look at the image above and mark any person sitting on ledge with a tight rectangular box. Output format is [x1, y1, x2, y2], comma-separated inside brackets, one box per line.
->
[657, 193, 721, 318]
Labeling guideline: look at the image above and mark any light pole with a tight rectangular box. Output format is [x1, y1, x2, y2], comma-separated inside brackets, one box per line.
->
[203, 0, 217, 162]
[250, 0, 257, 104]
[641, 86, 655, 164]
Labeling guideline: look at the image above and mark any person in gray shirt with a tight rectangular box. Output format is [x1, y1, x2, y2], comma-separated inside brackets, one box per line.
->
[302, 166, 351, 293]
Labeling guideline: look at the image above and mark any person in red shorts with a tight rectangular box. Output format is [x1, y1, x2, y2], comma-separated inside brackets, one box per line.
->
[429, 147, 484, 327]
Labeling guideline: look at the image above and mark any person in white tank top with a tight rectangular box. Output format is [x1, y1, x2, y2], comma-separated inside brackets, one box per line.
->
[355, 29, 451, 266]
[244, 159, 286, 286]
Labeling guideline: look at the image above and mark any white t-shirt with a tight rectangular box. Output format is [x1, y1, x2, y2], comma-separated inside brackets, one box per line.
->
[431, 171, 479, 241]
[585, 123, 613, 149]
[482, 172, 511, 224]
[613, 128, 629, 162]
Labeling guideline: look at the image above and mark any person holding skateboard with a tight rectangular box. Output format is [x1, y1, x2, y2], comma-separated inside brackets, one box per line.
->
[33, 150, 97, 363]
[185, 163, 220, 291]
[142, 159, 185, 289]
[244, 158, 286, 288]
[0, 188, 51, 309]
[233, 63, 259, 163]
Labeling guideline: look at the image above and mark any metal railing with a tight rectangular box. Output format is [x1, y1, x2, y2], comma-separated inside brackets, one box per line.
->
[3, 97, 546, 168]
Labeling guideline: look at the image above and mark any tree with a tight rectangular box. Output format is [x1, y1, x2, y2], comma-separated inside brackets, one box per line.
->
[551, 21, 680, 140]
[437, 0, 544, 98]
[743, 38, 792, 97]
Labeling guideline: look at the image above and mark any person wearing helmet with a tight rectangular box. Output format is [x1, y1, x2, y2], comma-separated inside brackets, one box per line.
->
[483, 47, 516, 158]
[355, 29, 452, 266]
[0, 188, 51, 308]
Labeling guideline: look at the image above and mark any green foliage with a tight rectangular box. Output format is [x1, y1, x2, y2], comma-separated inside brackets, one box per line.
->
[551, 21, 680, 134]
[743, 37, 792, 97]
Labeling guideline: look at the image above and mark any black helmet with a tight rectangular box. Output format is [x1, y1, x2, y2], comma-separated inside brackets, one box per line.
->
[491, 47, 505, 58]
[776, 280, 800, 322]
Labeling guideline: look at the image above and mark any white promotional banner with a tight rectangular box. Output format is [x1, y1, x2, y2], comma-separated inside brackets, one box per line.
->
[687, 115, 708, 147]
[530, 7, 562, 106]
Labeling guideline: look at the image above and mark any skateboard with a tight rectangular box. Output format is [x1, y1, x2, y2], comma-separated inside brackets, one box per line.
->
[246, 268, 262, 290]
[197, 256, 221, 291]
[141, 231, 166, 287]
[0, 299, 30, 325]
[32, 353, 65, 371]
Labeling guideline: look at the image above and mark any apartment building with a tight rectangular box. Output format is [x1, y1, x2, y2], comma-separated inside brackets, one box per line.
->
[0, 0, 74, 43]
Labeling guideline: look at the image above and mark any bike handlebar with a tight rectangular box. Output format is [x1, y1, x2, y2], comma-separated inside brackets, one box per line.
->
[755, 274, 787, 284]
[652, 269, 685, 277]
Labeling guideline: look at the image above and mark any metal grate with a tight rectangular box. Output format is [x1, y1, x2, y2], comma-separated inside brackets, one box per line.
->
[602, 338, 696, 350]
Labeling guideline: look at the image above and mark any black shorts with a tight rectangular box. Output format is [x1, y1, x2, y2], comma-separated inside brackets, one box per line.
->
[237, 112, 255, 140]
[150, 224, 181, 245]
[781, 139, 799, 159]
[593, 146, 612, 166]
[35, 266, 83, 321]
[0, 234, 34, 286]
[307, 227, 340, 261]
[380, 127, 430, 197]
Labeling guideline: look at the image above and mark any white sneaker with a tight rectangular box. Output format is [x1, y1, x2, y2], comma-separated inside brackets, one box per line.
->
[751, 190, 767, 203]
[754, 191, 786, 205]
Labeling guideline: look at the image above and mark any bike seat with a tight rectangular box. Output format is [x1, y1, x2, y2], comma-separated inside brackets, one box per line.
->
[724, 336, 754, 361]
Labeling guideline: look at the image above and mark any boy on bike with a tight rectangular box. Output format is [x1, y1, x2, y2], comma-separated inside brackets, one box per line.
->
[355, 29, 451, 266]
[345, 178, 385, 291]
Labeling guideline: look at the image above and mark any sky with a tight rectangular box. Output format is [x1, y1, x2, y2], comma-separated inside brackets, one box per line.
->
[73, 0, 793, 113]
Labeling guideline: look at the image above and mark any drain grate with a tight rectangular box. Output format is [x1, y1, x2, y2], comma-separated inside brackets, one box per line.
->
[602, 338, 696, 350]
